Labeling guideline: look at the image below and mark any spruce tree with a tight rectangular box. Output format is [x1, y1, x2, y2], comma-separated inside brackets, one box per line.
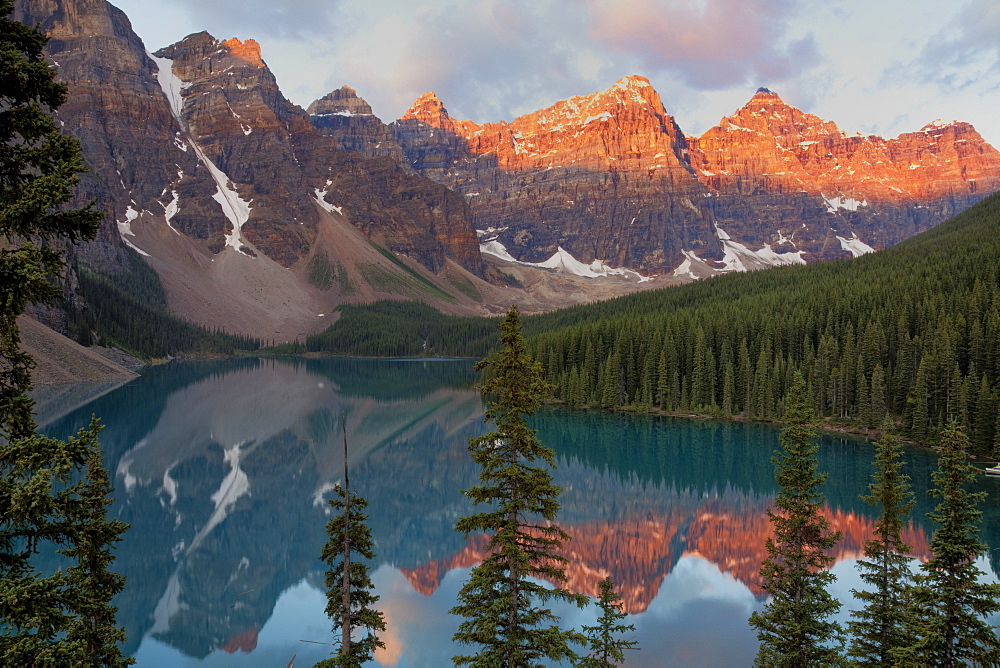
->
[577, 577, 638, 667]
[748, 372, 845, 666]
[2, 3, 127, 662]
[61, 420, 132, 667]
[318, 424, 385, 667]
[451, 306, 586, 666]
[847, 422, 916, 664]
[898, 421, 1000, 666]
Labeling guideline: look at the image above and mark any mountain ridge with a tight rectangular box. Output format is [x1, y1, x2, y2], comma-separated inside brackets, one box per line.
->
[13, 0, 1000, 344]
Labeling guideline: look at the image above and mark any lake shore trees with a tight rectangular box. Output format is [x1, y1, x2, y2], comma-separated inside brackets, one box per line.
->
[898, 421, 1000, 665]
[749, 373, 845, 666]
[847, 423, 917, 664]
[451, 306, 587, 666]
[1, 2, 129, 663]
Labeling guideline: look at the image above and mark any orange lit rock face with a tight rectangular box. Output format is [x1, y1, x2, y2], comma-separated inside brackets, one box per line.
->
[688, 89, 1000, 204]
[404, 76, 690, 177]
[222, 37, 264, 67]
[391, 76, 708, 270]
[389, 81, 1000, 272]
[400, 500, 931, 614]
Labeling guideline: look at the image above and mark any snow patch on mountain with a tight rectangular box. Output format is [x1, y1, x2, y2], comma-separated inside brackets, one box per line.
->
[674, 227, 806, 279]
[823, 194, 868, 213]
[188, 142, 254, 255]
[162, 190, 180, 234]
[313, 180, 343, 215]
[836, 233, 875, 257]
[116, 205, 150, 256]
[149, 53, 188, 127]
[480, 240, 651, 281]
[716, 226, 805, 272]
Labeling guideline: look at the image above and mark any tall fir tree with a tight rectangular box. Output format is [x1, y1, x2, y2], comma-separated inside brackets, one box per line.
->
[576, 577, 638, 667]
[60, 420, 132, 667]
[898, 421, 1000, 666]
[451, 306, 586, 666]
[847, 422, 917, 664]
[748, 372, 845, 667]
[2, 3, 128, 663]
[318, 422, 385, 667]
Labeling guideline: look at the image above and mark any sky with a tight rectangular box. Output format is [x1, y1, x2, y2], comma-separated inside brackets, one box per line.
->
[109, 0, 1000, 147]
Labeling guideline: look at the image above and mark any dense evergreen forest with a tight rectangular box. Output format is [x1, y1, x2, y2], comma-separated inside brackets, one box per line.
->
[525, 192, 1000, 452]
[297, 192, 1000, 452]
[64, 249, 260, 358]
[69, 192, 1000, 452]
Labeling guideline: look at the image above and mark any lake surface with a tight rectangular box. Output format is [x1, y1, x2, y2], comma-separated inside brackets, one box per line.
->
[34, 357, 1000, 667]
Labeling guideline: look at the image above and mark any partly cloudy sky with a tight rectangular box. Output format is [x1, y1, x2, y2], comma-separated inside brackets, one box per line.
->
[111, 0, 1000, 147]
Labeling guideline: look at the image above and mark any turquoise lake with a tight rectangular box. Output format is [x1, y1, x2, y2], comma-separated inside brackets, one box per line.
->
[33, 357, 1000, 667]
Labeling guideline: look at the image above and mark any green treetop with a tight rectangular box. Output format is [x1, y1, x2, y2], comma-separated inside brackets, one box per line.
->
[847, 421, 917, 664]
[317, 422, 385, 667]
[576, 577, 638, 667]
[451, 306, 586, 667]
[898, 420, 1000, 666]
[749, 372, 845, 667]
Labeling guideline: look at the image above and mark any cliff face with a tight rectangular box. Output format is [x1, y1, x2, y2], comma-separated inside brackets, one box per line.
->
[152, 32, 481, 274]
[13, 0, 194, 267]
[390, 77, 713, 271]
[385, 82, 1000, 274]
[15, 0, 485, 336]
[307, 86, 407, 164]
[687, 88, 1000, 256]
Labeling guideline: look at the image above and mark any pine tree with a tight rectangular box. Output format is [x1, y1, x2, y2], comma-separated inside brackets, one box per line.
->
[577, 577, 638, 667]
[61, 420, 132, 667]
[2, 3, 125, 662]
[748, 373, 845, 666]
[451, 306, 586, 666]
[847, 422, 916, 664]
[318, 423, 385, 667]
[898, 421, 1000, 666]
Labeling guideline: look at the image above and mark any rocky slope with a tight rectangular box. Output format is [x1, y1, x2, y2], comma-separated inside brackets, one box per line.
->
[362, 79, 1000, 275]
[16, 0, 1000, 343]
[14, 0, 506, 341]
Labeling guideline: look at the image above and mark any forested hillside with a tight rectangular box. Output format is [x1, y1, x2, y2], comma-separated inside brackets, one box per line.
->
[524, 192, 1000, 451]
[64, 249, 261, 359]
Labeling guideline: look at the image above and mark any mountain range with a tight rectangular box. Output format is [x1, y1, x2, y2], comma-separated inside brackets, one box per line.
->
[13, 0, 1000, 342]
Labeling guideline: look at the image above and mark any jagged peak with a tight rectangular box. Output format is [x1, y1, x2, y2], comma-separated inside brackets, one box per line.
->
[399, 91, 452, 125]
[613, 74, 653, 90]
[748, 87, 785, 105]
[307, 85, 374, 117]
[222, 37, 264, 67]
[922, 119, 963, 131]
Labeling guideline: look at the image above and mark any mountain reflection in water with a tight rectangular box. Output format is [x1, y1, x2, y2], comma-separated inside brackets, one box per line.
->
[34, 357, 1000, 667]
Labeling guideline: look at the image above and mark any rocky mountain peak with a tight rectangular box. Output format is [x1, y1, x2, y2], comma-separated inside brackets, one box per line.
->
[399, 91, 455, 129]
[306, 85, 374, 117]
[221, 37, 264, 67]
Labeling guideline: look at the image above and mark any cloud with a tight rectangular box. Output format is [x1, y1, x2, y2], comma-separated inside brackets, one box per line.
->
[584, 0, 820, 90]
[333, 0, 627, 123]
[916, 0, 1000, 91]
[168, 0, 344, 39]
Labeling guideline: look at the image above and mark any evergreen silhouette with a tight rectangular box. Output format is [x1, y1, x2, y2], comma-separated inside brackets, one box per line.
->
[847, 422, 917, 664]
[451, 306, 586, 666]
[577, 577, 638, 667]
[1, 2, 130, 662]
[749, 373, 845, 666]
[61, 421, 133, 666]
[317, 421, 385, 666]
[898, 421, 1000, 666]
